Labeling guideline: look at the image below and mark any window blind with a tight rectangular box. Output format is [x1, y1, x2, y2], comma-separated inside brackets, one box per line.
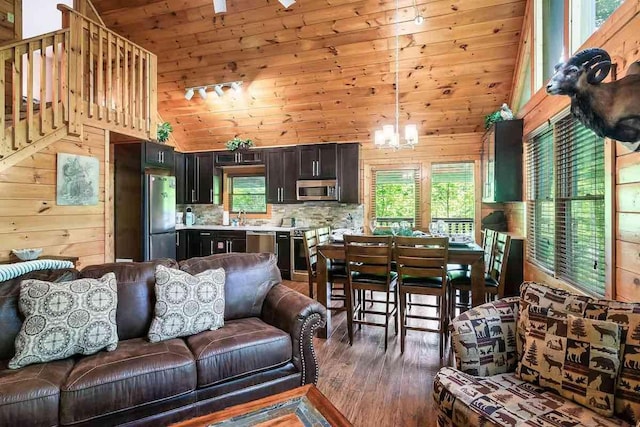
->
[555, 116, 605, 295]
[371, 168, 421, 228]
[431, 162, 474, 221]
[526, 126, 555, 272]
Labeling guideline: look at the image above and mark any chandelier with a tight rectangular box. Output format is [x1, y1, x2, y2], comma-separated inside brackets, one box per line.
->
[373, 0, 420, 149]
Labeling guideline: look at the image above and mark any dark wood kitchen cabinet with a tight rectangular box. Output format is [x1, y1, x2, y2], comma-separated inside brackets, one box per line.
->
[297, 144, 337, 180]
[144, 141, 174, 169]
[276, 232, 291, 280]
[337, 143, 360, 203]
[176, 230, 188, 261]
[482, 120, 524, 203]
[213, 231, 247, 254]
[190, 231, 215, 257]
[266, 148, 299, 204]
[214, 150, 263, 166]
[184, 152, 221, 204]
[174, 152, 186, 204]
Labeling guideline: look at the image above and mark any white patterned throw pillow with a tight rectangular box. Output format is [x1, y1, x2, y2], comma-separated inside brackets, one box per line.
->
[147, 265, 225, 343]
[9, 273, 119, 369]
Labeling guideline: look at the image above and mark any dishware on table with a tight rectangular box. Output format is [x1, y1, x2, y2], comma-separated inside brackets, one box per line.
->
[429, 222, 438, 235]
[390, 222, 400, 236]
[12, 248, 43, 261]
[369, 218, 378, 234]
[437, 220, 447, 236]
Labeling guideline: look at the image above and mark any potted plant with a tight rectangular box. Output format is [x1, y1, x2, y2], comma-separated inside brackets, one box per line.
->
[157, 122, 173, 143]
[226, 137, 254, 151]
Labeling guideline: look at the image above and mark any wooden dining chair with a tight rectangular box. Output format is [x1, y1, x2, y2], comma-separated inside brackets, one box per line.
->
[395, 236, 449, 357]
[303, 229, 348, 309]
[449, 232, 511, 314]
[344, 235, 397, 351]
[319, 227, 348, 305]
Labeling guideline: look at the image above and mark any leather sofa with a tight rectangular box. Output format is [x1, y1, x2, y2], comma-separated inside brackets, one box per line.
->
[0, 253, 326, 426]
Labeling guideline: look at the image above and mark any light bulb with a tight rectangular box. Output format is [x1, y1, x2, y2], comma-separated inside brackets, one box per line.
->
[184, 88, 194, 101]
[278, 0, 296, 8]
[213, 0, 227, 13]
[198, 87, 208, 99]
[231, 81, 242, 93]
[383, 124, 395, 142]
[374, 130, 385, 146]
[405, 124, 418, 145]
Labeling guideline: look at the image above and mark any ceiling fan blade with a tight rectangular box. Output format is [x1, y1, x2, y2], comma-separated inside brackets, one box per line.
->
[213, 0, 227, 13]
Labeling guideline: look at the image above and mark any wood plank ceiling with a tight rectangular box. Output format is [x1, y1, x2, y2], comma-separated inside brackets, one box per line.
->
[93, 0, 526, 151]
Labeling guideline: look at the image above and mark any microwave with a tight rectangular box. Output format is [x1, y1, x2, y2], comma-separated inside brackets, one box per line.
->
[296, 179, 338, 201]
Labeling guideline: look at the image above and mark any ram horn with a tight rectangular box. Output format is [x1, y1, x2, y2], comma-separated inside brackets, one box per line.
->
[567, 48, 612, 84]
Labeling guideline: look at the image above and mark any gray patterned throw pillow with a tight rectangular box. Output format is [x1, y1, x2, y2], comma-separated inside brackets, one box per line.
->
[147, 265, 225, 343]
[9, 273, 119, 369]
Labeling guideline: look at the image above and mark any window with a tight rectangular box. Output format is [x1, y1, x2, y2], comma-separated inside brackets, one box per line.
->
[371, 168, 421, 227]
[431, 163, 475, 235]
[540, 0, 565, 85]
[571, 0, 624, 51]
[230, 175, 266, 213]
[526, 114, 605, 296]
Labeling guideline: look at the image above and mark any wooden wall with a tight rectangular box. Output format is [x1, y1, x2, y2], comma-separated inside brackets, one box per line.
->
[361, 132, 485, 241]
[513, 0, 640, 298]
[0, 0, 21, 43]
[92, 0, 526, 151]
[0, 125, 113, 269]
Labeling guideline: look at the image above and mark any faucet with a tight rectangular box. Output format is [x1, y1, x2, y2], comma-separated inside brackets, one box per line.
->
[237, 210, 246, 226]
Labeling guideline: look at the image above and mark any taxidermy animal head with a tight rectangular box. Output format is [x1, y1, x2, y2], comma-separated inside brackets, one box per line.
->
[547, 48, 640, 151]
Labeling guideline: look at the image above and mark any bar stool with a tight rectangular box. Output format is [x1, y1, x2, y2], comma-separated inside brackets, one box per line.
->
[344, 235, 397, 351]
[303, 229, 348, 310]
[395, 236, 449, 357]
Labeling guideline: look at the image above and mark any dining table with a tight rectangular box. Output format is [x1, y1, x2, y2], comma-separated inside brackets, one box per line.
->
[315, 240, 485, 339]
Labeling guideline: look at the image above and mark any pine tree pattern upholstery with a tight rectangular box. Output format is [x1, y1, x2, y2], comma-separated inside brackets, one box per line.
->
[434, 367, 631, 427]
[433, 282, 640, 426]
[516, 306, 622, 417]
[450, 297, 519, 376]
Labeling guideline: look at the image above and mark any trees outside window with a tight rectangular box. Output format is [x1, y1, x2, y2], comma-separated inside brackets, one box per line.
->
[230, 175, 266, 213]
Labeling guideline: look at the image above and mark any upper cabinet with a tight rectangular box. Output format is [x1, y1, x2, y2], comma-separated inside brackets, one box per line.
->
[266, 148, 299, 204]
[298, 144, 337, 179]
[183, 152, 221, 205]
[144, 141, 174, 169]
[337, 143, 360, 204]
[482, 120, 524, 203]
[214, 150, 263, 167]
[174, 152, 186, 205]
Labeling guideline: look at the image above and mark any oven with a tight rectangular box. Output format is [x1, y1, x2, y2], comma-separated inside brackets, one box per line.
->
[291, 228, 312, 281]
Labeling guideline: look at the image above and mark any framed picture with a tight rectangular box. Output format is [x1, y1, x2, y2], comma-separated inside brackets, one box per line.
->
[56, 153, 99, 206]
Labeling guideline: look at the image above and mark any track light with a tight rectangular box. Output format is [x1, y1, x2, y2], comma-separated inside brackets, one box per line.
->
[213, 0, 226, 13]
[278, 0, 296, 8]
[184, 81, 244, 101]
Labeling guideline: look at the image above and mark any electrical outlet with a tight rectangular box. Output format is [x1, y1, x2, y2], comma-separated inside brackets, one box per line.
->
[7, 12, 14, 24]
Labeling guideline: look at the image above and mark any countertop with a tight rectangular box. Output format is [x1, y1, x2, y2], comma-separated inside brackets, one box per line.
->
[176, 224, 296, 232]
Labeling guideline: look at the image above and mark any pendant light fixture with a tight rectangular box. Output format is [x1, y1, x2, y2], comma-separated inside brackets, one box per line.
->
[373, 0, 419, 149]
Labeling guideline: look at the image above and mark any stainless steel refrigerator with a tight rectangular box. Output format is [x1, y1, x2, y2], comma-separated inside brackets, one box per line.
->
[144, 174, 176, 260]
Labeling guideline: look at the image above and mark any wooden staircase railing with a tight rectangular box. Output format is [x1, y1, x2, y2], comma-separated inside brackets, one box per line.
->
[0, 6, 157, 163]
[0, 29, 69, 160]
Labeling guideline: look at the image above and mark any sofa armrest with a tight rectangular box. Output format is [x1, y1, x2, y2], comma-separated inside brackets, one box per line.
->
[450, 297, 520, 377]
[261, 284, 327, 385]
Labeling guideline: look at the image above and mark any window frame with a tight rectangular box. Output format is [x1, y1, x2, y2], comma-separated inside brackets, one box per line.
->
[430, 161, 475, 236]
[525, 110, 608, 297]
[228, 174, 267, 214]
[370, 165, 422, 228]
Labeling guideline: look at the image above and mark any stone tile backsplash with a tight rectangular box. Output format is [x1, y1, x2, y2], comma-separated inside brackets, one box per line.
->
[178, 203, 363, 229]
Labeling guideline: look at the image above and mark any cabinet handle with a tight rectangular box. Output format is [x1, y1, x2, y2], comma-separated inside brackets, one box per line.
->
[201, 232, 211, 236]
[337, 185, 341, 200]
[210, 189, 213, 203]
[157, 151, 162, 163]
[229, 241, 233, 252]
[313, 160, 317, 177]
[280, 187, 284, 202]
[210, 241, 214, 254]
[191, 189, 196, 203]
[161, 151, 165, 163]
[196, 157, 200, 198]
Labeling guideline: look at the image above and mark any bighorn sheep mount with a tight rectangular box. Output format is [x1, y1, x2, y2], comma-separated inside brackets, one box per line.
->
[546, 48, 640, 151]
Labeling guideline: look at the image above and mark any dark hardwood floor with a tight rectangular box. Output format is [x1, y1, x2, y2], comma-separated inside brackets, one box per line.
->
[283, 280, 446, 427]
